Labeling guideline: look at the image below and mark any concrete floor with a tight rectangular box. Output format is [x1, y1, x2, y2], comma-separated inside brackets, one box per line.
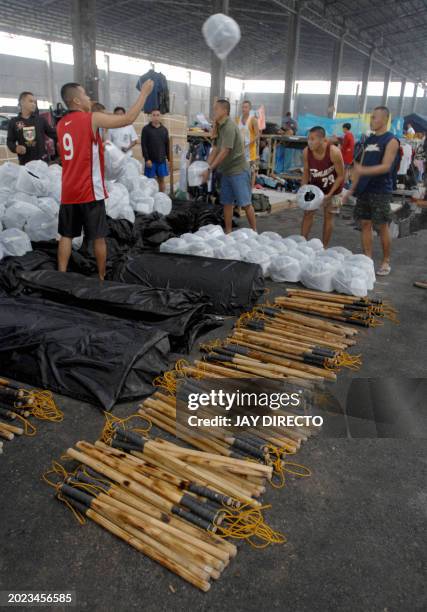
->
[0, 207, 426, 612]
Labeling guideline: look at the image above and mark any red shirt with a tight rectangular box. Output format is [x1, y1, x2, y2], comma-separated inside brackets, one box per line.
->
[342, 131, 355, 165]
[57, 111, 108, 204]
[307, 143, 343, 195]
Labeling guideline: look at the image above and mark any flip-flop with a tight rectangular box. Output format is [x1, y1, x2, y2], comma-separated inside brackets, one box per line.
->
[376, 263, 391, 276]
[414, 280, 427, 289]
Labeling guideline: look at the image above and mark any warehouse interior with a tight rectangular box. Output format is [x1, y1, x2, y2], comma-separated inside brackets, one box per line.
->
[0, 1, 426, 611]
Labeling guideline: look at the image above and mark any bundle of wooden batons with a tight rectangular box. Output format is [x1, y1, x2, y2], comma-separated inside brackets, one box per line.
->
[45, 431, 284, 592]
[0, 377, 62, 454]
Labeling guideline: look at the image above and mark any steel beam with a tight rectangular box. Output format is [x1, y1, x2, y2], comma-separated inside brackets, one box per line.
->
[327, 34, 345, 118]
[71, 0, 99, 101]
[209, 0, 229, 116]
[281, 0, 302, 119]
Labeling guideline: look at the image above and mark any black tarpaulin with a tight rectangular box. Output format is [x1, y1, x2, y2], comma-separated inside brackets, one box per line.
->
[0, 294, 170, 409]
[18, 270, 222, 351]
[115, 252, 265, 315]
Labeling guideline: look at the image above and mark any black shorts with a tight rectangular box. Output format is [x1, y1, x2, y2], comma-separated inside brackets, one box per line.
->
[58, 200, 108, 240]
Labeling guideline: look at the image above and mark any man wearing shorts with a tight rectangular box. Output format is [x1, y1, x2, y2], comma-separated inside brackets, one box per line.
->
[202, 99, 257, 234]
[344, 106, 399, 276]
[57, 79, 153, 279]
[236, 100, 259, 187]
[301, 126, 345, 247]
[141, 109, 170, 192]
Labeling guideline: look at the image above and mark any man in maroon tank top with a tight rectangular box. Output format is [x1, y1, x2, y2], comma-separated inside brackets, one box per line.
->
[301, 126, 345, 247]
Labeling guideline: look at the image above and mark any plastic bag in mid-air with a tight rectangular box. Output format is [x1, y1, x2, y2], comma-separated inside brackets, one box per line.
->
[202, 13, 241, 60]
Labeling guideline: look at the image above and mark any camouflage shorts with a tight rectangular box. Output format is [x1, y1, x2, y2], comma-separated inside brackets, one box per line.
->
[354, 193, 392, 225]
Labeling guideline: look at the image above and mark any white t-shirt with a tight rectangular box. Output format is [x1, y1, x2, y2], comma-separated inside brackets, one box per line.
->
[398, 143, 413, 175]
[108, 125, 138, 156]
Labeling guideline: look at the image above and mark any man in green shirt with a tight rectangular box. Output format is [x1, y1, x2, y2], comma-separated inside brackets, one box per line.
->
[202, 99, 257, 234]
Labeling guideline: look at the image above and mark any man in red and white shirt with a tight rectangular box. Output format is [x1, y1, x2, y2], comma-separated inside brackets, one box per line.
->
[57, 80, 153, 279]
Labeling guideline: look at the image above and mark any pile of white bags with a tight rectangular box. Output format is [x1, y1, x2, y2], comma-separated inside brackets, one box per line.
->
[104, 142, 127, 180]
[0, 161, 62, 248]
[159, 225, 376, 296]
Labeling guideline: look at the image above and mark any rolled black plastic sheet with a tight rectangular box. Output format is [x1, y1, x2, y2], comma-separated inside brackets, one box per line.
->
[0, 295, 170, 409]
[18, 270, 221, 351]
[115, 252, 265, 315]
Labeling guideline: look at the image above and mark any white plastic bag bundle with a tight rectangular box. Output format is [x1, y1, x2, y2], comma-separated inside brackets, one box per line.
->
[16, 166, 50, 197]
[233, 242, 251, 257]
[0, 228, 32, 256]
[328, 245, 352, 257]
[7, 191, 38, 208]
[36, 197, 60, 219]
[306, 238, 324, 251]
[72, 235, 84, 251]
[0, 241, 4, 261]
[297, 245, 316, 259]
[199, 224, 224, 238]
[117, 161, 140, 192]
[25, 160, 49, 177]
[269, 256, 302, 282]
[273, 242, 289, 254]
[202, 13, 241, 60]
[206, 238, 224, 249]
[154, 192, 172, 215]
[106, 183, 131, 219]
[0, 201, 5, 219]
[3, 201, 41, 230]
[47, 166, 62, 201]
[181, 233, 204, 244]
[301, 260, 337, 292]
[344, 254, 375, 289]
[258, 234, 276, 246]
[25, 210, 58, 242]
[319, 248, 345, 262]
[133, 196, 154, 215]
[260, 231, 282, 242]
[160, 238, 189, 254]
[333, 265, 368, 297]
[188, 161, 209, 187]
[213, 244, 240, 260]
[104, 142, 127, 180]
[183, 242, 214, 257]
[282, 237, 298, 249]
[297, 184, 324, 211]
[233, 228, 257, 239]
[0, 163, 20, 191]
[126, 157, 142, 174]
[287, 234, 306, 243]
[146, 178, 159, 196]
[242, 251, 271, 275]
[0, 189, 10, 209]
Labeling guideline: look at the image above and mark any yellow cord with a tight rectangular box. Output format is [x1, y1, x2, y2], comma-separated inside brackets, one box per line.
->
[101, 411, 151, 445]
[20, 389, 63, 422]
[215, 502, 286, 548]
[267, 446, 312, 489]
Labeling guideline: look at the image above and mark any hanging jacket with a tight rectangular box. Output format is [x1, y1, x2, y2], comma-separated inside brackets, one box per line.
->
[136, 70, 170, 114]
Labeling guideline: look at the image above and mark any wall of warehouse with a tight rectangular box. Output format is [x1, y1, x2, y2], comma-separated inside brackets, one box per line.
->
[1, 52, 426, 126]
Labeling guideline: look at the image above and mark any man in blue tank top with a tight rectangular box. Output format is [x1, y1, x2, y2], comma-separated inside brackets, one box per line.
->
[345, 106, 399, 276]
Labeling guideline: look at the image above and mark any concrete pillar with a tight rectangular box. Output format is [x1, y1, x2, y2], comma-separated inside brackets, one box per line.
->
[396, 78, 406, 117]
[282, 1, 302, 119]
[45, 43, 56, 107]
[359, 49, 374, 115]
[103, 54, 111, 110]
[410, 82, 418, 113]
[327, 35, 345, 118]
[381, 66, 392, 107]
[71, 0, 98, 101]
[186, 70, 191, 123]
[209, 0, 229, 116]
